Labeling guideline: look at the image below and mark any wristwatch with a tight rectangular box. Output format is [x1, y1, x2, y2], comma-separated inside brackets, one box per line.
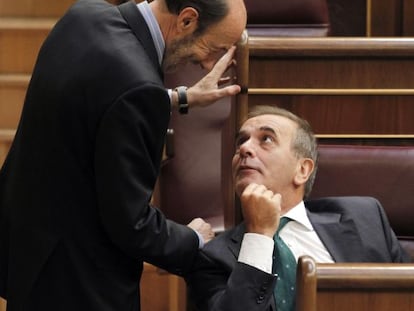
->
[175, 86, 188, 114]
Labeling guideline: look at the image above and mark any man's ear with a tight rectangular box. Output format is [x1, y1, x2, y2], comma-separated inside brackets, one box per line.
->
[176, 7, 199, 35]
[294, 158, 314, 186]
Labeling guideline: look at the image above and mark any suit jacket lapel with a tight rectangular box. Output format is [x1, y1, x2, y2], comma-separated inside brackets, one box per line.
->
[117, 1, 163, 77]
[307, 210, 367, 262]
[228, 224, 278, 311]
[228, 224, 246, 259]
[228, 224, 277, 311]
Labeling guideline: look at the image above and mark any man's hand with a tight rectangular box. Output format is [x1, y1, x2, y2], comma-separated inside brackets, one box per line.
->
[240, 183, 281, 238]
[187, 218, 215, 244]
[186, 46, 241, 108]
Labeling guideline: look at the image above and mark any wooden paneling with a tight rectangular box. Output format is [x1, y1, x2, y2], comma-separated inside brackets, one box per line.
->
[0, 130, 14, 167]
[326, 0, 367, 36]
[0, 262, 187, 311]
[0, 74, 28, 128]
[246, 37, 414, 139]
[326, 0, 414, 37]
[0, 18, 55, 73]
[0, 261, 186, 311]
[403, 0, 414, 36]
[0, 0, 75, 18]
[316, 290, 414, 310]
[249, 95, 414, 135]
[140, 263, 187, 311]
[296, 256, 414, 311]
[371, 0, 403, 36]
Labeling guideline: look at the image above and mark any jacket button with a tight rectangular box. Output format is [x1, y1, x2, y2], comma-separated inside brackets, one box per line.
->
[256, 295, 265, 304]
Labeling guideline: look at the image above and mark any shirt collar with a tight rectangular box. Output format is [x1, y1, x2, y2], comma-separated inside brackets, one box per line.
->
[136, 1, 165, 66]
[283, 201, 314, 231]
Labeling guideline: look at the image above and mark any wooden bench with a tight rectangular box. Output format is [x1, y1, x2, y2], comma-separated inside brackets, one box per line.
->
[296, 255, 414, 311]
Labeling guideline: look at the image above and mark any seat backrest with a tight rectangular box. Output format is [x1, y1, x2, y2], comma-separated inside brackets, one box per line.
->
[325, 0, 367, 36]
[244, 0, 330, 37]
[310, 144, 414, 260]
[296, 255, 414, 311]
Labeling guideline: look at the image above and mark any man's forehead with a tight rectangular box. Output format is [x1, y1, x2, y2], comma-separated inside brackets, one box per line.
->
[240, 114, 292, 132]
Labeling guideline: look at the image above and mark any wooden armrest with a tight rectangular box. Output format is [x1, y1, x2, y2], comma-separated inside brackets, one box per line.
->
[296, 255, 414, 311]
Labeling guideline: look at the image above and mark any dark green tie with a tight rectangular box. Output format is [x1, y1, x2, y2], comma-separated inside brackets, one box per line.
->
[273, 217, 296, 311]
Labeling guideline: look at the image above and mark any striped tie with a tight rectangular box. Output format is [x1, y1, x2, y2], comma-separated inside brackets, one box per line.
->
[273, 217, 296, 311]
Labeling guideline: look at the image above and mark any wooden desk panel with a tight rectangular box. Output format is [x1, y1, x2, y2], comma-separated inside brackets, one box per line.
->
[249, 58, 414, 89]
[248, 38, 414, 89]
[0, 74, 27, 129]
[316, 290, 414, 311]
[140, 263, 187, 311]
[248, 95, 414, 135]
[296, 256, 414, 311]
[403, 0, 414, 36]
[245, 37, 414, 140]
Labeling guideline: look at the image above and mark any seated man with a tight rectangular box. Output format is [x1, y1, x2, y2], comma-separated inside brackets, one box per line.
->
[185, 105, 411, 311]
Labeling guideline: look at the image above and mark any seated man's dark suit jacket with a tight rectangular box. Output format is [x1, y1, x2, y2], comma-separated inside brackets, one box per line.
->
[186, 196, 411, 311]
[0, 1, 199, 310]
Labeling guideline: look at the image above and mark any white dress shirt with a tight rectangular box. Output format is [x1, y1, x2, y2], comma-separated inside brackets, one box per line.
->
[136, 2, 178, 108]
[238, 201, 334, 274]
[136, 1, 164, 66]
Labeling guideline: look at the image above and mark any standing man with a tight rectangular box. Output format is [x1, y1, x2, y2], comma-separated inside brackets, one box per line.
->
[0, 0, 247, 310]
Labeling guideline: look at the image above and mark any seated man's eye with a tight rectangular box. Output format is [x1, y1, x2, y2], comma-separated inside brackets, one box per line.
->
[263, 136, 273, 143]
[235, 136, 247, 148]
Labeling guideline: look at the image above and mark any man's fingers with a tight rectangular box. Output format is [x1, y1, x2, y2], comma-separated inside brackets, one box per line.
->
[241, 183, 259, 197]
[242, 183, 281, 203]
[215, 85, 241, 97]
[242, 183, 270, 199]
[271, 193, 282, 204]
[208, 46, 237, 77]
[217, 76, 231, 86]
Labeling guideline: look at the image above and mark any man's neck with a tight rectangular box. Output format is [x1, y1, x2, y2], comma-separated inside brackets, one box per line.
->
[149, 0, 177, 45]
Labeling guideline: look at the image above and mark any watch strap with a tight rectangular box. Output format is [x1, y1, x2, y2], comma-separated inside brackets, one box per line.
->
[175, 86, 188, 114]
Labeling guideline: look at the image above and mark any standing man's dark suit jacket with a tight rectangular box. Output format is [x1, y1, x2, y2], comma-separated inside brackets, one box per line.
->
[186, 196, 411, 311]
[0, 1, 199, 310]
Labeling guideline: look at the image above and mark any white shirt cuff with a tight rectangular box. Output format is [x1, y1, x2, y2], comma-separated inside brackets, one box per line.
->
[238, 233, 274, 274]
[194, 229, 204, 249]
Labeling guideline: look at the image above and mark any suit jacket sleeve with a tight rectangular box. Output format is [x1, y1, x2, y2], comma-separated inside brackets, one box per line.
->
[94, 82, 198, 275]
[186, 230, 277, 311]
[374, 199, 412, 263]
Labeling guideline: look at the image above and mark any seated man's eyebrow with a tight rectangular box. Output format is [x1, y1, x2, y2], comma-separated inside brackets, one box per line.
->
[235, 130, 247, 139]
[259, 126, 277, 135]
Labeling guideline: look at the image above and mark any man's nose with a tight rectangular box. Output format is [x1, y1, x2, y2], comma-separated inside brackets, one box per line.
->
[239, 139, 255, 158]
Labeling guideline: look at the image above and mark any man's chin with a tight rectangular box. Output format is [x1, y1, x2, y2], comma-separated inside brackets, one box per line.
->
[235, 178, 258, 195]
